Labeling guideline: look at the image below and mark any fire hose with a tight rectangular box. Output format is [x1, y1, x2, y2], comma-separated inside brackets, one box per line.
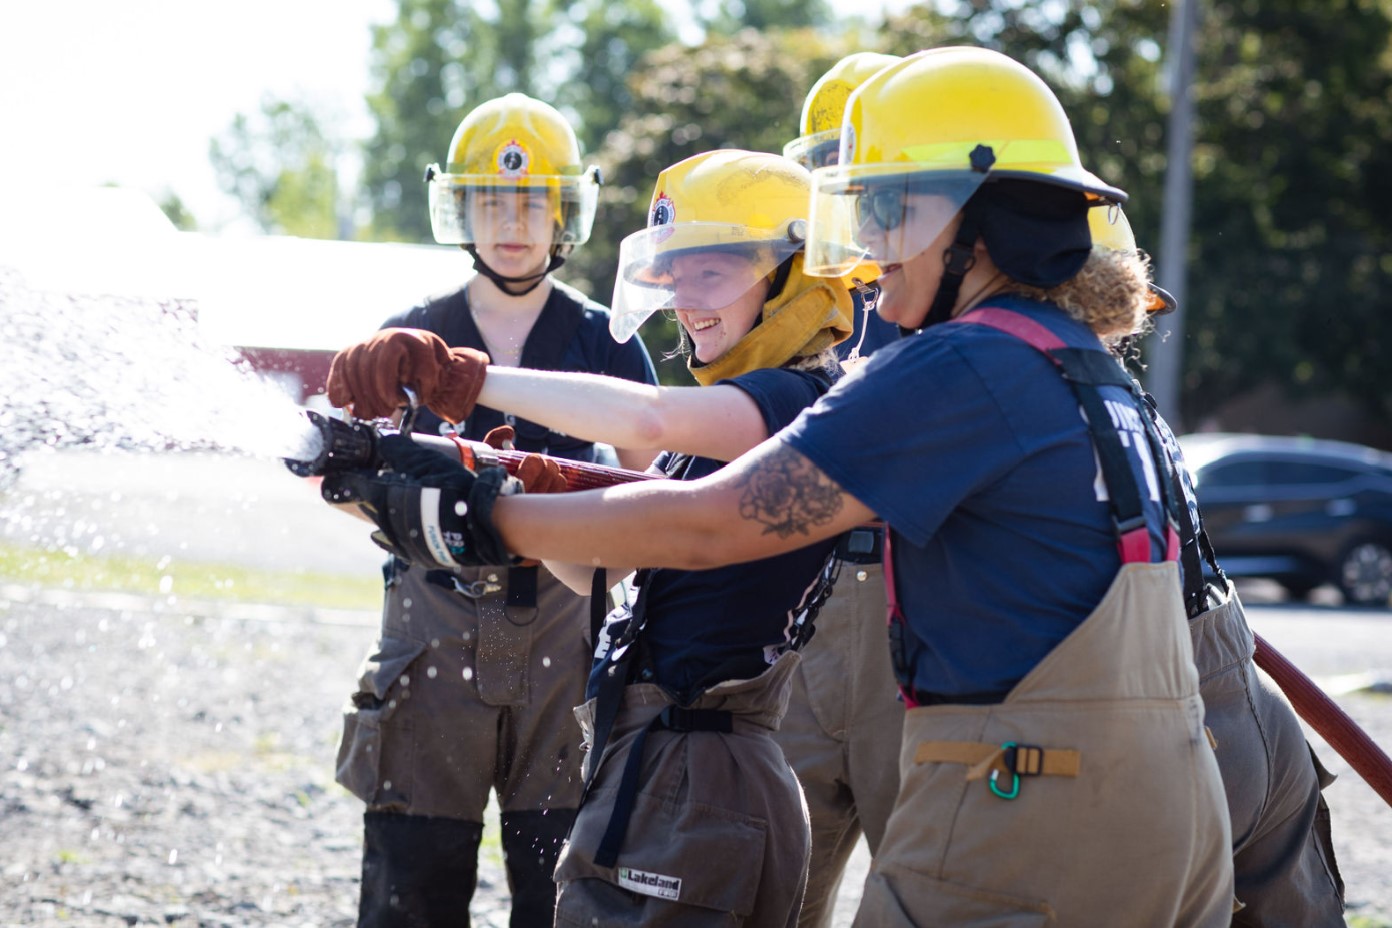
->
[1253, 633, 1392, 807]
[286, 409, 1392, 807]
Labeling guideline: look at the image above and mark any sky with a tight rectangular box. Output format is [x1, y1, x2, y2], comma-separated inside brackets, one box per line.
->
[0, 0, 911, 236]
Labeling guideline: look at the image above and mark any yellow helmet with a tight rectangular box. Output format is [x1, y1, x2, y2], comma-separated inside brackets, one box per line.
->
[806, 46, 1127, 278]
[610, 149, 815, 342]
[1089, 205, 1176, 314]
[424, 93, 601, 249]
[784, 52, 902, 170]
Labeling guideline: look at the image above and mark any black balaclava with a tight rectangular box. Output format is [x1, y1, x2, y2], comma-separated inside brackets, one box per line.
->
[906, 178, 1091, 335]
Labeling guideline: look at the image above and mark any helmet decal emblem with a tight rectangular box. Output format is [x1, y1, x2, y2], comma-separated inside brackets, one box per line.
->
[497, 140, 530, 176]
[650, 192, 675, 228]
[650, 192, 676, 242]
[839, 126, 856, 167]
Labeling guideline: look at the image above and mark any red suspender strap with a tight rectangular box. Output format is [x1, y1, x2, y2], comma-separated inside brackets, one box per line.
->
[965, 306, 1068, 354]
[881, 529, 920, 709]
[955, 307, 1157, 566]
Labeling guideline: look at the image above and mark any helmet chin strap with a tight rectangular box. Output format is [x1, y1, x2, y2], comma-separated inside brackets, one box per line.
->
[465, 246, 567, 297]
[899, 212, 980, 337]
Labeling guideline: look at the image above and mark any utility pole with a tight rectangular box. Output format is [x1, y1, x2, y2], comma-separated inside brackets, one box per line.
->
[1147, 0, 1199, 430]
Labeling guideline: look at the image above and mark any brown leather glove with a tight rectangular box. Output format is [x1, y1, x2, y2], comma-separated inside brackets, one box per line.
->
[326, 328, 489, 424]
[482, 426, 567, 494]
[481, 425, 565, 568]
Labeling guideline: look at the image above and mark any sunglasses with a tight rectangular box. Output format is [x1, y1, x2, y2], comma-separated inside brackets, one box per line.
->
[856, 187, 907, 231]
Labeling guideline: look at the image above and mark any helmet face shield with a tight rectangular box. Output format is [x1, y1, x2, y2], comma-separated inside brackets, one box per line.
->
[609, 223, 801, 343]
[783, 128, 841, 170]
[427, 169, 599, 247]
[805, 161, 990, 277]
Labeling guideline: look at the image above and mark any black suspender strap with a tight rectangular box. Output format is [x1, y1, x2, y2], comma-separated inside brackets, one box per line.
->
[956, 308, 1157, 565]
[589, 568, 609, 648]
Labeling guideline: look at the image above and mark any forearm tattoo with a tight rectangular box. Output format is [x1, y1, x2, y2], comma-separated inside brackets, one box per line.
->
[735, 443, 844, 538]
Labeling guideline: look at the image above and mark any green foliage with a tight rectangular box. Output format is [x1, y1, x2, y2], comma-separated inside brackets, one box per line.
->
[696, 0, 835, 32]
[1178, 0, 1392, 425]
[157, 191, 198, 231]
[545, 0, 677, 155]
[360, 0, 546, 242]
[209, 97, 342, 238]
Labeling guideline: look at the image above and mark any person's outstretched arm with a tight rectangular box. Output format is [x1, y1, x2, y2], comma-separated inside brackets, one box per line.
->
[492, 436, 873, 570]
[480, 366, 769, 464]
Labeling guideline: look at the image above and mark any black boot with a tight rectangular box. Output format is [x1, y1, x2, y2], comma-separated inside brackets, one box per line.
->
[359, 811, 485, 927]
[499, 808, 578, 928]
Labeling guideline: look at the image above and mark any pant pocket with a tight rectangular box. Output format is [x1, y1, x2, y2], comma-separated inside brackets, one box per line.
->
[555, 789, 767, 920]
[334, 636, 427, 804]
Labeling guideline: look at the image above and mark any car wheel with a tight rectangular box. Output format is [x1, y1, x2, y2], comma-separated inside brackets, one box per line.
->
[1337, 540, 1392, 607]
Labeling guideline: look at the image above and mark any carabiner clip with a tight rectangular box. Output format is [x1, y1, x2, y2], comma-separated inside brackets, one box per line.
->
[988, 741, 1021, 800]
[452, 577, 502, 600]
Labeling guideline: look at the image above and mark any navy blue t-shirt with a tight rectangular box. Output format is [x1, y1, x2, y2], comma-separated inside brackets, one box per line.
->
[385, 279, 658, 463]
[781, 296, 1171, 700]
[602, 365, 840, 703]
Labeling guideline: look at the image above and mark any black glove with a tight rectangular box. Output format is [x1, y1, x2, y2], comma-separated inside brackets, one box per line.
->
[321, 434, 521, 569]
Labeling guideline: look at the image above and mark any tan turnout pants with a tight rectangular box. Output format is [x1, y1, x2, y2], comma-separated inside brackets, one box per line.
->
[856, 562, 1234, 927]
[555, 652, 811, 927]
[774, 562, 902, 928]
[1192, 582, 1345, 925]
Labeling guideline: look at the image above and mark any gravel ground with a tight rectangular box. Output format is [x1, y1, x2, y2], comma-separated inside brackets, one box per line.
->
[0, 587, 515, 928]
[3, 583, 1391, 927]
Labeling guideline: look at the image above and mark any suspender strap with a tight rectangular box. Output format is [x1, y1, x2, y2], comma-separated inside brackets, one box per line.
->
[957, 308, 1153, 565]
[589, 568, 609, 648]
[1137, 392, 1228, 616]
[881, 530, 922, 707]
[591, 704, 735, 869]
[505, 565, 537, 610]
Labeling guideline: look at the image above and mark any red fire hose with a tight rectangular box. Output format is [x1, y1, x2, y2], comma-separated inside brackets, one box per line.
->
[1253, 632, 1392, 807]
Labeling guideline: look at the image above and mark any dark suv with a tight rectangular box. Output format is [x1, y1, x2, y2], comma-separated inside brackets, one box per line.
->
[1179, 433, 1392, 607]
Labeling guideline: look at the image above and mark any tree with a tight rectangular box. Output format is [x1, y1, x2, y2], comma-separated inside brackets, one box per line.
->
[1178, 0, 1392, 426]
[208, 97, 342, 238]
[360, 0, 543, 242]
[545, 0, 676, 156]
[695, 0, 835, 32]
[157, 191, 198, 231]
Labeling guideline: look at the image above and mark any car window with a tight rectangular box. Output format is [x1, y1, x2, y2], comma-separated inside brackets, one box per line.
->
[1195, 459, 1267, 488]
[1264, 459, 1360, 485]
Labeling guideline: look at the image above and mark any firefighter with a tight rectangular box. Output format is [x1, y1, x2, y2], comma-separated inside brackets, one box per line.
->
[326, 149, 858, 926]
[329, 92, 658, 928]
[779, 51, 904, 928]
[1093, 205, 1346, 925]
[326, 48, 1237, 924]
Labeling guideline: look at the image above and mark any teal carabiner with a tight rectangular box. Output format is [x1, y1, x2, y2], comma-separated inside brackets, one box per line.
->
[988, 741, 1021, 800]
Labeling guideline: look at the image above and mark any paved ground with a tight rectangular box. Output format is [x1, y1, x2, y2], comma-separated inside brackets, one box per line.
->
[2, 450, 1390, 925]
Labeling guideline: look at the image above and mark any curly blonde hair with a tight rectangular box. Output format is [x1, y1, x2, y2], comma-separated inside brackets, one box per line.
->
[1005, 248, 1154, 347]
